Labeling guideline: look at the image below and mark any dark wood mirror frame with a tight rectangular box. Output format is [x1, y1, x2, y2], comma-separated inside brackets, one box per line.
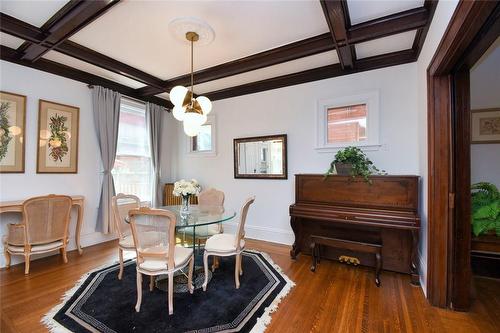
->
[233, 134, 287, 180]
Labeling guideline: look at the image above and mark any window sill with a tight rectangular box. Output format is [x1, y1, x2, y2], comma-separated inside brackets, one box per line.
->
[186, 151, 218, 157]
[314, 143, 382, 153]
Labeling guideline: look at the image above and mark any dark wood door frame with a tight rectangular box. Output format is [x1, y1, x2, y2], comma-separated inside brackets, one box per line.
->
[427, 1, 499, 310]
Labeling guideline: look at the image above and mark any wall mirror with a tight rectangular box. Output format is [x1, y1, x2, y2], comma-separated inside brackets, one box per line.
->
[234, 134, 287, 179]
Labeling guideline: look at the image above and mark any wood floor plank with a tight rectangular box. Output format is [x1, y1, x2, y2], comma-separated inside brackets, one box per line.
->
[1, 239, 499, 333]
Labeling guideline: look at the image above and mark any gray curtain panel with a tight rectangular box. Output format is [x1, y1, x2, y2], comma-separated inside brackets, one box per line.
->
[92, 86, 121, 234]
[146, 102, 164, 207]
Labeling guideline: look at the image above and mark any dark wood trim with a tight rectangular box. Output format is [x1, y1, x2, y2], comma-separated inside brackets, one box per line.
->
[137, 5, 431, 97]
[205, 49, 416, 101]
[19, 0, 120, 62]
[0, 45, 172, 109]
[412, 0, 439, 58]
[0, 13, 166, 89]
[320, 0, 354, 69]
[426, 0, 499, 309]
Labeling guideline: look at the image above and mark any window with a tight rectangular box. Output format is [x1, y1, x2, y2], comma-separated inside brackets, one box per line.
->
[112, 99, 152, 203]
[316, 92, 379, 151]
[327, 104, 367, 144]
[188, 115, 216, 156]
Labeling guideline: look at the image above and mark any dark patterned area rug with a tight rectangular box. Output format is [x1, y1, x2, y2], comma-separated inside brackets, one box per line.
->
[42, 250, 294, 333]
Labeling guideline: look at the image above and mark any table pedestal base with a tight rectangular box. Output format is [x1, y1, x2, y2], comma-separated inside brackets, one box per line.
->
[155, 267, 212, 293]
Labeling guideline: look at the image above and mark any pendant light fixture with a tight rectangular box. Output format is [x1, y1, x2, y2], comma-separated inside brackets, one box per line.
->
[170, 31, 212, 137]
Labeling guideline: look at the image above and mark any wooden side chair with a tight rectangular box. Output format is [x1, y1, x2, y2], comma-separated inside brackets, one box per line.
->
[111, 193, 141, 280]
[202, 196, 255, 290]
[4, 194, 72, 274]
[194, 188, 225, 242]
[129, 207, 194, 315]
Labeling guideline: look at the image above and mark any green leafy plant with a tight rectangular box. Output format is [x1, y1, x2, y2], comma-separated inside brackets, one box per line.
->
[471, 182, 500, 237]
[325, 146, 385, 183]
[0, 102, 12, 161]
[48, 113, 69, 162]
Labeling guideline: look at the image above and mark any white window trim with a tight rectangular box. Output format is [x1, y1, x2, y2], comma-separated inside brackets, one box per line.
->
[315, 91, 380, 153]
[186, 115, 217, 157]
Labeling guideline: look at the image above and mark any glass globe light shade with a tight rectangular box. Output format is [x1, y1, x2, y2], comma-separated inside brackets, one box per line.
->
[183, 110, 205, 128]
[169, 86, 188, 106]
[183, 121, 201, 137]
[196, 96, 212, 114]
[172, 105, 186, 121]
[200, 113, 207, 125]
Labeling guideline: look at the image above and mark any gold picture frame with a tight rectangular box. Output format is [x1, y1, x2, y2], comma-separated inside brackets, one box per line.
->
[471, 108, 500, 144]
[37, 100, 79, 173]
[0, 91, 26, 173]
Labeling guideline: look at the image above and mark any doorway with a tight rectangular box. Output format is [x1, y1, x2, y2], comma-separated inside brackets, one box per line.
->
[427, 1, 499, 310]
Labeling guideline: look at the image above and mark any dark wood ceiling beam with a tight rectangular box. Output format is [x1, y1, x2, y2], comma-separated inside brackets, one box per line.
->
[20, 0, 120, 62]
[348, 7, 429, 44]
[412, 0, 439, 58]
[204, 49, 416, 101]
[320, 0, 355, 69]
[0, 45, 172, 109]
[0, 13, 165, 89]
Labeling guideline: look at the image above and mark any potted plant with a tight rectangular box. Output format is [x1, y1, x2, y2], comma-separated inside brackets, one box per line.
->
[471, 182, 500, 237]
[325, 146, 384, 183]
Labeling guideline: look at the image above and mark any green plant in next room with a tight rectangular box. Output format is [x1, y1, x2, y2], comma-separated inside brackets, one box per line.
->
[325, 146, 385, 183]
[471, 182, 500, 237]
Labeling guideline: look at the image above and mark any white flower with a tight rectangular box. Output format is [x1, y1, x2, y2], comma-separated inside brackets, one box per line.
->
[172, 179, 201, 197]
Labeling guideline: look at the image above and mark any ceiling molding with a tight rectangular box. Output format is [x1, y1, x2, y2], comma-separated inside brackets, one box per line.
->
[204, 49, 417, 101]
[18, 0, 120, 62]
[320, 0, 355, 69]
[0, 13, 165, 89]
[412, 0, 439, 58]
[0, 45, 172, 109]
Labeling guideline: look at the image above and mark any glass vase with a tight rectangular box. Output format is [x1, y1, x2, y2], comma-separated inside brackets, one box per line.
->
[181, 195, 191, 217]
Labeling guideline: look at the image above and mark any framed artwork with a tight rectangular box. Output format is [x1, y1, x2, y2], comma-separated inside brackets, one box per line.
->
[471, 108, 500, 144]
[0, 91, 26, 173]
[37, 99, 79, 173]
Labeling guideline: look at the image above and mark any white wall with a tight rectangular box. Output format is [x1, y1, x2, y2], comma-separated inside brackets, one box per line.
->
[416, 0, 459, 294]
[173, 63, 419, 244]
[0, 60, 117, 267]
[470, 38, 500, 188]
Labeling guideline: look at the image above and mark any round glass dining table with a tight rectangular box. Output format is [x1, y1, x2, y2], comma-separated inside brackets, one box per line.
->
[154, 204, 236, 292]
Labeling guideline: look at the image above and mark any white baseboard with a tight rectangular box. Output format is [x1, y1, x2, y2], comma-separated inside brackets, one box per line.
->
[0, 231, 117, 268]
[224, 223, 294, 245]
[418, 251, 427, 296]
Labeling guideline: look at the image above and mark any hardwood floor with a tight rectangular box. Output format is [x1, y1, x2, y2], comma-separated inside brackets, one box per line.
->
[1, 239, 499, 333]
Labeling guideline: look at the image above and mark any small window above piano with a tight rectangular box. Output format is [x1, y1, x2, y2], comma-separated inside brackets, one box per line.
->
[316, 91, 380, 152]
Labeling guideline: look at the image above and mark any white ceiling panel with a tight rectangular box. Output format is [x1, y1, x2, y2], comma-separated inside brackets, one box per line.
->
[355, 30, 416, 59]
[194, 51, 339, 94]
[42, 51, 146, 89]
[0, 0, 68, 28]
[70, 0, 329, 80]
[0, 32, 25, 49]
[155, 92, 169, 100]
[347, 0, 424, 25]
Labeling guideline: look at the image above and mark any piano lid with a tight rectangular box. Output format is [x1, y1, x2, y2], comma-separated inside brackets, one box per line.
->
[295, 174, 419, 212]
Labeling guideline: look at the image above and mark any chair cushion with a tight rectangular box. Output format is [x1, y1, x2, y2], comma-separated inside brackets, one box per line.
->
[194, 224, 221, 238]
[118, 234, 135, 249]
[205, 233, 245, 253]
[7, 240, 64, 254]
[138, 246, 193, 272]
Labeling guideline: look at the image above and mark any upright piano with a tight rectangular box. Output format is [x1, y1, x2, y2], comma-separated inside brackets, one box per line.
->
[289, 174, 420, 284]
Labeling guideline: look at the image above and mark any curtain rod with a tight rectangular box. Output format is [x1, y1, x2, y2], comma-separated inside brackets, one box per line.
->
[88, 84, 170, 111]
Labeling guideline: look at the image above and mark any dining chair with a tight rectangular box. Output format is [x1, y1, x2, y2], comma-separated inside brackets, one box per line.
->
[111, 193, 141, 280]
[194, 188, 225, 242]
[129, 207, 194, 315]
[202, 196, 255, 290]
[4, 194, 72, 274]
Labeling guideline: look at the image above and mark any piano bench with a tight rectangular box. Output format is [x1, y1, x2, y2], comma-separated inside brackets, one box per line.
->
[309, 235, 383, 287]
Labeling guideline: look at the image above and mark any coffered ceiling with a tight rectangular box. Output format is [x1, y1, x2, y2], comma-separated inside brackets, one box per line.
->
[0, 0, 437, 109]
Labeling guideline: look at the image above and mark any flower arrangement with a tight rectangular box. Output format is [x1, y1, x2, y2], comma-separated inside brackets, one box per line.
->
[172, 179, 201, 197]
